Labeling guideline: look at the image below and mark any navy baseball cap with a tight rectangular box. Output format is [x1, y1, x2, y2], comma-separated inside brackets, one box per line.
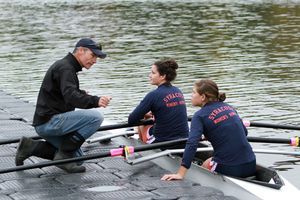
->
[75, 38, 106, 59]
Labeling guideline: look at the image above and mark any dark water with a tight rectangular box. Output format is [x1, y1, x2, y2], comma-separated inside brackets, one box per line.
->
[1, 0, 300, 189]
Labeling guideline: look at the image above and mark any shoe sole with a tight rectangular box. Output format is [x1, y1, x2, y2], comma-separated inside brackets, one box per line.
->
[56, 164, 86, 173]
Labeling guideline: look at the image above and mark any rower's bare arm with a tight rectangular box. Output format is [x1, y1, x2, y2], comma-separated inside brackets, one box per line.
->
[161, 166, 188, 181]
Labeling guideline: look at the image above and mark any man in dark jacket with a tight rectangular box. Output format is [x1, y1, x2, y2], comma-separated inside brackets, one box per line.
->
[15, 38, 112, 173]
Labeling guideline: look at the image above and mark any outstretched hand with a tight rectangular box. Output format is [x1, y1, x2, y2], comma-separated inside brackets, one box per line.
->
[161, 173, 183, 181]
[98, 96, 112, 108]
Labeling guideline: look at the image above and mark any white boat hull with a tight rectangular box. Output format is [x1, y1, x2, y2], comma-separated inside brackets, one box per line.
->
[110, 134, 300, 200]
[95, 122, 300, 200]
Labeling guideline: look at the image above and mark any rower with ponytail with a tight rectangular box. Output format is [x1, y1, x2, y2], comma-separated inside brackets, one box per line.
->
[162, 79, 256, 181]
[128, 58, 189, 146]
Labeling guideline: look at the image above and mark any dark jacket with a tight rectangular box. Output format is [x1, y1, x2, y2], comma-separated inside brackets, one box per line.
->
[32, 53, 100, 126]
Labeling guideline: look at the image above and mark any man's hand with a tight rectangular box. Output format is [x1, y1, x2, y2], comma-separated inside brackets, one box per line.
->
[98, 96, 112, 108]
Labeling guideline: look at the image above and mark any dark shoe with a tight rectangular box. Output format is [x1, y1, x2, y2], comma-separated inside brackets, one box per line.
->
[53, 131, 86, 173]
[15, 137, 57, 166]
[15, 137, 38, 166]
[54, 150, 86, 173]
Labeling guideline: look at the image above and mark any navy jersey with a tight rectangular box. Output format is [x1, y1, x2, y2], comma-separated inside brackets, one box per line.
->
[181, 101, 255, 169]
[128, 83, 189, 142]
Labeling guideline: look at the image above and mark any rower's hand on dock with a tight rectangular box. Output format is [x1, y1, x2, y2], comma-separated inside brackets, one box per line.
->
[98, 96, 112, 108]
[161, 173, 183, 181]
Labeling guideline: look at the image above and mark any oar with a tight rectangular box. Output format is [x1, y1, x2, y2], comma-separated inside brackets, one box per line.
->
[0, 138, 188, 174]
[253, 149, 300, 156]
[87, 117, 193, 144]
[129, 147, 300, 165]
[0, 135, 42, 145]
[243, 121, 300, 131]
[128, 147, 213, 165]
[247, 136, 300, 147]
[0, 119, 155, 145]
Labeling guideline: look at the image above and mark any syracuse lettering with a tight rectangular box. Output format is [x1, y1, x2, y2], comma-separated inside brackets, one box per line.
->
[214, 114, 228, 124]
[208, 106, 234, 120]
[163, 93, 184, 103]
[166, 101, 186, 107]
[212, 112, 237, 124]
[164, 93, 185, 107]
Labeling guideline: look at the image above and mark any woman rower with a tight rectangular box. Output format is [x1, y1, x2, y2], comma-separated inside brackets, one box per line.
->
[128, 58, 189, 145]
[161, 79, 256, 180]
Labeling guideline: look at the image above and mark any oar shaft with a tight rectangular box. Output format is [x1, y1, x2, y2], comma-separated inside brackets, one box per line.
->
[247, 136, 299, 146]
[97, 119, 154, 132]
[0, 135, 41, 145]
[244, 121, 300, 131]
[253, 149, 300, 156]
[0, 151, 111, 174]
[0, 119, 155, 145]
[87, 117, 193, 144]
[0, 117, 192, 145]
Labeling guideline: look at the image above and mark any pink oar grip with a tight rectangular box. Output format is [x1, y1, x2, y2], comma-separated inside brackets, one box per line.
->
[110, 147, 135, 157]
[110, 148, 123, 157]
[243, 121, 251, 127]
[290, 138, 299, 146]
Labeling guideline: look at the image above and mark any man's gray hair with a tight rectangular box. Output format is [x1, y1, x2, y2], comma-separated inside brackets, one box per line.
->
[73, 47, 88, 54]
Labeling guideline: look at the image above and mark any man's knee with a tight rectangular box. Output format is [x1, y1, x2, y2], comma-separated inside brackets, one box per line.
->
[92, 110, 104, 124]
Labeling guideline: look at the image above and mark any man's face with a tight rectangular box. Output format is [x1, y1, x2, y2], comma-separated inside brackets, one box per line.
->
[78, 47, 98, 69]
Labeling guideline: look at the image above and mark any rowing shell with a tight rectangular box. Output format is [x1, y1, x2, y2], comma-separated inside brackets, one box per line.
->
[107, 129, 300, 200]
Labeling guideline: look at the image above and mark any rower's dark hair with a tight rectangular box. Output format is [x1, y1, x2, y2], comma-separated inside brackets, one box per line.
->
[195, 79, 226, 102]
[154, 58, 178, 86]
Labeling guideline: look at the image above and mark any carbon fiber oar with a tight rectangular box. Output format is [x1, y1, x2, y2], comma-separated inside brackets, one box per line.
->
[0, 119, 155, 145]
[244, 121, 300, 131]
[87, 117, 193, 143]
[0, 138, 188, 174]
[1, 117, 193, 145]
[247, 136, 300, 146]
